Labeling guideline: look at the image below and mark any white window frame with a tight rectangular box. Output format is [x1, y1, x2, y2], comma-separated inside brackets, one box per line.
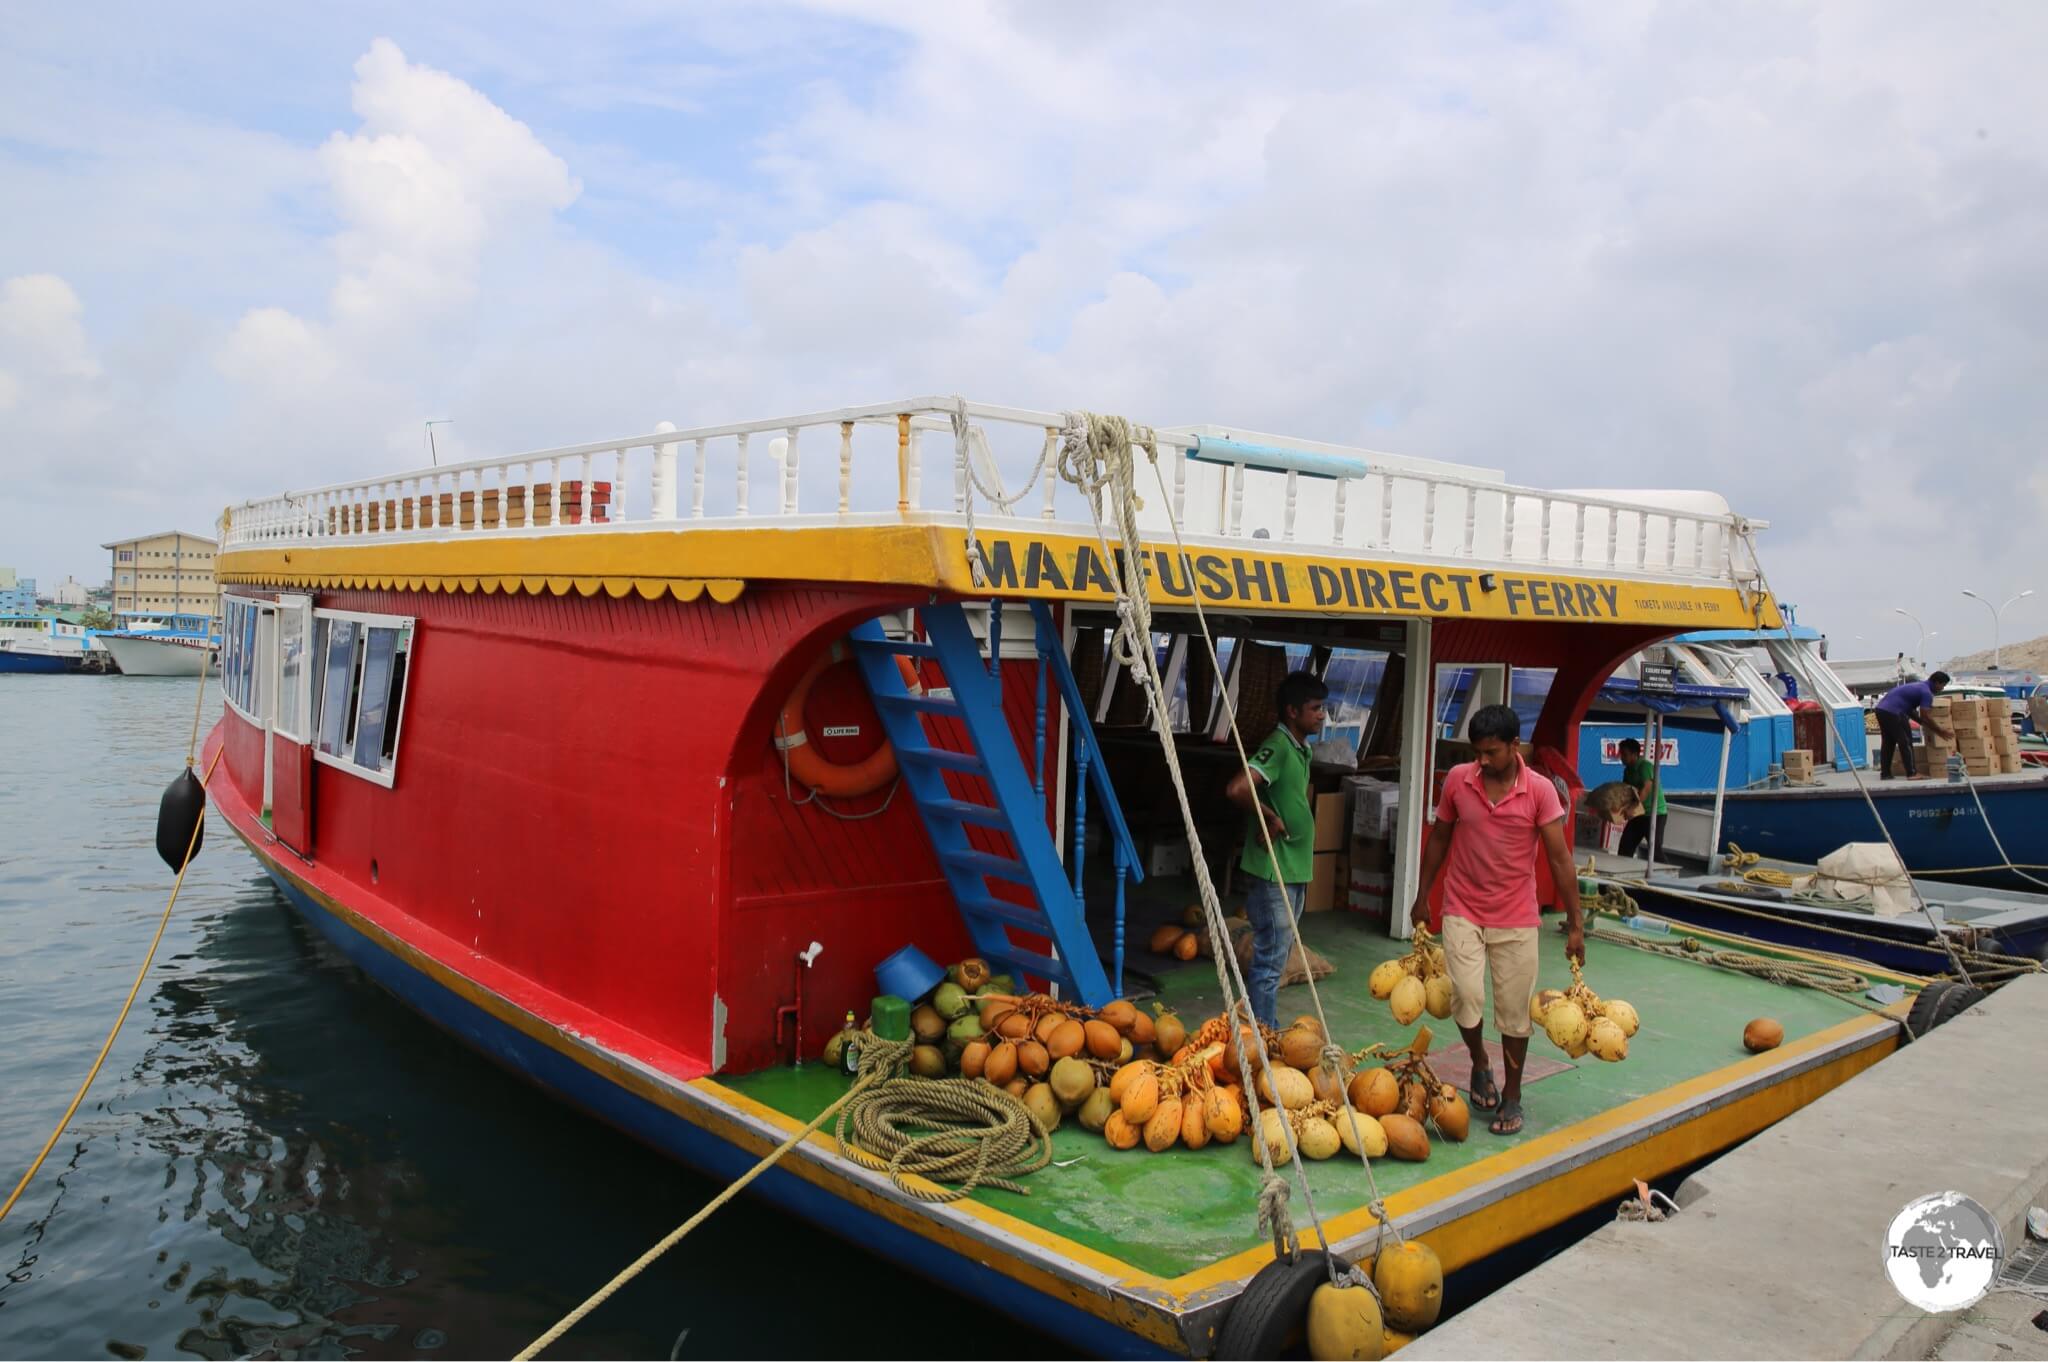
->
[221, 594, 266, 725]
[274, 594, 314, 743]
[309, 606, 415, 789]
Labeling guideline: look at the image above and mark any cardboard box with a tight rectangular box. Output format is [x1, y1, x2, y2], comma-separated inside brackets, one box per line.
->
[1349, 834, 1393, 874]
[1307, 850, 1344, 912]
[1346, 776, 1400, 840]
[1314, 792, 1348, 854]
[1147, 841, 1191, 877]
[1782, 750, 1815, 775]
[1347, 869, 1394, 921]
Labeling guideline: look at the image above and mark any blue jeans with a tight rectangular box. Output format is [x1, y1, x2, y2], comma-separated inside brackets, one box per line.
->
[1243, 876, 1307, 1031]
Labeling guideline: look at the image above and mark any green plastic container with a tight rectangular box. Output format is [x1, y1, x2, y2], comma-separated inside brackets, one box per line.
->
[869, 994, 911, 1043]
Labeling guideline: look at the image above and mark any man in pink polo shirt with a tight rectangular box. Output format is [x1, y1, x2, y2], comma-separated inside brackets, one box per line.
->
[1409, 704, 1583, 1136]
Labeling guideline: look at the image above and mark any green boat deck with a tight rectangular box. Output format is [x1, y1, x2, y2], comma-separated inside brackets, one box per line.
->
[724, 908, 1903, 1281]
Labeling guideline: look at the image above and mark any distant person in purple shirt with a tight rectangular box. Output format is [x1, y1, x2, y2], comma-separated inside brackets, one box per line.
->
[1874, 671, 1953, 779]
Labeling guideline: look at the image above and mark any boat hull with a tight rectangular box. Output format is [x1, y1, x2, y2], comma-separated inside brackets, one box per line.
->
[100, 633, 218, 676]
[1619, 883, 2048, 973]
[1673, 779, 2048, 891]
[0, 647, 83, 674]
[248, 842, 1158, 1359]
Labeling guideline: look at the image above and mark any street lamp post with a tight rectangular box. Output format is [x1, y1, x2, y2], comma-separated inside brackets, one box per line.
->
[1892, 607, 1927, 665]
[1960, 589, 2035, 669]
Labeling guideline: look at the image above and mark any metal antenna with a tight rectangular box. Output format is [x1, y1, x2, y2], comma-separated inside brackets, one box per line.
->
[426, 419, 453, 466]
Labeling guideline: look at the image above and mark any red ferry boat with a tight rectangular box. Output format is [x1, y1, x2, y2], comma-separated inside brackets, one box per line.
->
[205, 397, 1911, 1356]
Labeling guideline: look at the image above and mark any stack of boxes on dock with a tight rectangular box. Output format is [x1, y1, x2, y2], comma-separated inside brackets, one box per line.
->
[1343, 775, 1400, 922]
[1919, 695, 2022, 777]
[1780, 749, 1817, 784]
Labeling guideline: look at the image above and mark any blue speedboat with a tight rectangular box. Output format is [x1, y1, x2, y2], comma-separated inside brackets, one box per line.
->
[0, 615, 99, 674]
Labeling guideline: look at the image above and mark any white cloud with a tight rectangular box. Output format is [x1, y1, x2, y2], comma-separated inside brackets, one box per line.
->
[0, 274, 101, 380]
[2, 4, 2045, 661]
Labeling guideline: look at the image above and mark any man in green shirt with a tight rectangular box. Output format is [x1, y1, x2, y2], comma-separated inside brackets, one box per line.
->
[1224, 671, 1328, 1028]
[1616, 737, 1667, 858]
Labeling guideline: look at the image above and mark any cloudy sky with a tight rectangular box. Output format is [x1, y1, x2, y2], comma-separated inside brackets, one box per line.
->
[3, 2, 2044, 661]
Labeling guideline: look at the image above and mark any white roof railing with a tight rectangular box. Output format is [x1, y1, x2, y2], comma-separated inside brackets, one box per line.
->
[218, 396, 1764, 588]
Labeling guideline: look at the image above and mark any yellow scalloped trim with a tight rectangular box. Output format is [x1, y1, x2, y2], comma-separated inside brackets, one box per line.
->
[220, 572, 748, 603]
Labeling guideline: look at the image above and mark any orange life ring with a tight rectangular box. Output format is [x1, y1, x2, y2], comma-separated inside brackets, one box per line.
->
[774, 643, 921, 798]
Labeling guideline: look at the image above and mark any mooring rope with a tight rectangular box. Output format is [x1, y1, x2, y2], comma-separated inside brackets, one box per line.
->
[517, 1036, 917, 1360]
[0, 744, 223, 1228]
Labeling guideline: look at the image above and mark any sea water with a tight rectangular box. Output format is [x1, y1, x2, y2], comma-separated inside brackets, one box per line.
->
[0, 676, 1035, 1359]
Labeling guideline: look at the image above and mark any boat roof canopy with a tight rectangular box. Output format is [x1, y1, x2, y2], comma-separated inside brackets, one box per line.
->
[1595, 674, 1748, 731]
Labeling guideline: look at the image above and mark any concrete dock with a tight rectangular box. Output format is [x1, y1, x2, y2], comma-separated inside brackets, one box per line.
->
[1402, 975, 2048, 1360]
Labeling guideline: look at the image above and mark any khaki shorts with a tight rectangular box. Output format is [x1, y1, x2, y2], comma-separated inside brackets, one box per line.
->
[1441, 914, 1538, 1038]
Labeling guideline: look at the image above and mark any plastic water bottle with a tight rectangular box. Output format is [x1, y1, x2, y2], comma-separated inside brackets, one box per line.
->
[1622, 914, 1671, 935]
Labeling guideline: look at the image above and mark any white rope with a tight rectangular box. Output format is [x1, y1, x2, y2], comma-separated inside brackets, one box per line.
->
[954, 398, 1057, 588]
[1056, 411, 1397, 1281]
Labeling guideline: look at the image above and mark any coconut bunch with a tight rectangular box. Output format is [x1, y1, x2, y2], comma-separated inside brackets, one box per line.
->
[1340, 1030, 1469, 1160]
[1531, 960, 1638, 1062]
[1366, 925, 1456, 1026]
[1149, 904, 1254, 962]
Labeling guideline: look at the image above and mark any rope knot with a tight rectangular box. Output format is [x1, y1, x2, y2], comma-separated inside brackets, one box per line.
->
[1320, 1042, 1347, 1074]
[1256, 1171, 1298, 1261]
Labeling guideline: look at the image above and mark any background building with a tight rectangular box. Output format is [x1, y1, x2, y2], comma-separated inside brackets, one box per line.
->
[0, 569, 39, 613]
[102, 531, 219, 619]
[51, 575, 89, 607]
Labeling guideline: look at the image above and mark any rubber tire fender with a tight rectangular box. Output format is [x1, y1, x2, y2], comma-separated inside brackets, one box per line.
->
[1214, 1248, 1329, 1360]
[1904, 980, 1986, 1039]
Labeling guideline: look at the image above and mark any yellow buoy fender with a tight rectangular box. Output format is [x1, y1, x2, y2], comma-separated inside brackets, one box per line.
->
[1308, 1282, 1387, 1361]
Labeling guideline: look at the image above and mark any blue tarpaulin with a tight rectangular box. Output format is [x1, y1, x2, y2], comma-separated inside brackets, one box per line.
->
[1594, 675, 1747, 732]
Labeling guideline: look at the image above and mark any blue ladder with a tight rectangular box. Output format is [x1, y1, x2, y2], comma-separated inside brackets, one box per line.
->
[848, 603, 1142, 1007]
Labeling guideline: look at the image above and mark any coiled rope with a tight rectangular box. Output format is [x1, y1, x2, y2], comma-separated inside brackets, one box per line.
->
[834, 1075, 1051, 1201]
[1587, 920, 1872, 997]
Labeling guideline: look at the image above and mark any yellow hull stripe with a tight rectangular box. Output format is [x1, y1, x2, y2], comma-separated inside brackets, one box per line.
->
[218, 522, 1781, 629]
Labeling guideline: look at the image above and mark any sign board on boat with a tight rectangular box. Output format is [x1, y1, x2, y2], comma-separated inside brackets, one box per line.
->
[1601, 738, 1678, 764]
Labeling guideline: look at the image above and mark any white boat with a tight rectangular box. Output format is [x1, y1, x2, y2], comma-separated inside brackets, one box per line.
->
[99, 631, 219, 676]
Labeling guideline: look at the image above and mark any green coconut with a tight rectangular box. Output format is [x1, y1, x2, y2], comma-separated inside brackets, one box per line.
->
[932, 981, 971, 1020]
[910, 1045, 947, 1078]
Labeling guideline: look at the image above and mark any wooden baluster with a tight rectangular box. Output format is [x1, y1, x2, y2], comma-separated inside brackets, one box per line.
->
[1171, 446, 1186, 527]
[1606, 507, 1620, 567]
[1573, 504, 1587, 565]
[1423, 481, 1439, 552]
[1635, 510, 1649, 569]
[909, 429, 924, 507]
[953, 421, 968, 513]
[1380, 475, 1396, 549]
[1665, 517, 1678, 572]
[550, 462, 563, 528]
[1540, 498, 1554, 562]
[895, 413, 910, 514]
[1333, 479, 1348, 545]
[987, 599, 1002, 699]
[838, 421, 853, 516]
[692, 438, 707, 518]
[1694, 519, 1708, 574]
[1462, 487, 1478, 556]
[735, 433, 750, 516]
[615, 446, 629, 523]
[1112, 848, 1128, 998]
[1033, 630, 1049, 798]
[1283, 469, 1298, 541]
[579, 454, 593, 525]
[1070, 719, 1090, 898]
[1230, 461, 1245, 536]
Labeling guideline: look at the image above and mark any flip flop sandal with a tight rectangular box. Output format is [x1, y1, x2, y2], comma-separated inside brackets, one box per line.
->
[1489, 1099, 1525, 1137]
[1468, 1066, 1501, 1112]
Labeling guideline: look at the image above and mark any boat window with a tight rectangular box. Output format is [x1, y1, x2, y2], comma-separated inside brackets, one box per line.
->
[275, 598, 312, 742]
[310, 608, 415, 788]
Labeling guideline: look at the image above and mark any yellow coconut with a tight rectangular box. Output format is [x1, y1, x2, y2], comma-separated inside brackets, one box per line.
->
[1373, 1240, 1445, 1332]
[1280, 1026, 1324, 1071]
[1205, 1085, 1243, 1143]
[1586, 1017, 1629, 1062]
[1603, 999, 1640, 1038]
[1743, 1017, 1784, 1052]
[1251, 1107, 1295, 1166]
[1423, 974, 1455, 1020]
[1310, 1061, 1350, 1108]
[1077, 1086, 1116, 1132]
[1429, 1086, 1470, 1142]
[1023, 1082, 1062, 1133]
[1049, 1055, 1095, 1107]
[1381, 1328, 1416, 1355]
[1389, 975, 1427, 1026]
[1108, 1060, 1149, 1105]
[1144, 1097, 1183, 1152]
[1257, 1063, 1316, 1111]
[1380, 1113, 1431, 1161]
[1098, 999, 1138, 1033]
[1335, 1109, 1389, 1158]
[1350, 1067, 1401, 1119]
[1298, 1115, 1342, 1160]
[1120, 1069, 1161, 1125]
[1542, 999, 1589, 1053]
[1307, 1281, 1386, 1361]
[1564, 1031, 1591, 1059]
[1368, 959, 1408, 1000]
[1530, 987, 1566, 1025]
[1180, 1095, 1211, 1150]
[1102, 1110, 1140, 1149]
